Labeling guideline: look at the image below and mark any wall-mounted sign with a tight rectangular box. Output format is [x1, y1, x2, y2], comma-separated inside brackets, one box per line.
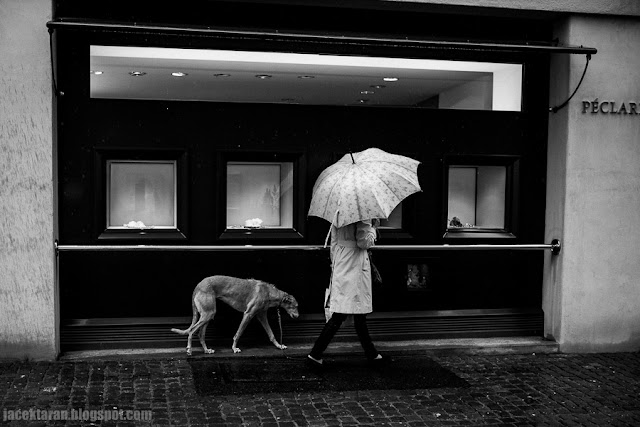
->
[582, 99, 639, 115]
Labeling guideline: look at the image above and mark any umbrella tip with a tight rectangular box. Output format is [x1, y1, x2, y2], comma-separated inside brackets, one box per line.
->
[349, 151, 355, 164]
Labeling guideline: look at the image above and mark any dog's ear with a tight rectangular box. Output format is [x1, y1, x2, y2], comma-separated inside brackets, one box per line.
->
[282, 293, 294, 304]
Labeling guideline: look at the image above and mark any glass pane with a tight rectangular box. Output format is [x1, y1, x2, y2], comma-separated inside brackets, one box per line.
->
[108, 161, 176, 228]
[448, 166, 506, 229]
[448, 167, 477, 227]
[476, 166, 506, 228]
[380, 203, 402, 229]
[227, 162, 293, 228]
[90, 46, 522, 111]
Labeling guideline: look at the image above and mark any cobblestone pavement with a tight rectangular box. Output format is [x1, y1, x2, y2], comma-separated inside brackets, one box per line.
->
[1, 350, 639, 426]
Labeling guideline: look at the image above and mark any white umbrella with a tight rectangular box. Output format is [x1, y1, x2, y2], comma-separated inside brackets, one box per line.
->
[308, 147, 422, 230]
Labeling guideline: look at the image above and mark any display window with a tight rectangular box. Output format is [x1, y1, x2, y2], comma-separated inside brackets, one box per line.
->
[226, 161, 294, 229]
[217, 151, 305, 242]
[443, 155, 520, 239]
[94, 149, 188, 241]
[447, 165, 506, 229]
[107, 160, 177, 230]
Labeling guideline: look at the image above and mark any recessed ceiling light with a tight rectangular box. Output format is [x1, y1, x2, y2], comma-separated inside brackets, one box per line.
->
[90, 70, 103, 75]
[297, 75, 315, 79]
[128, 71, 147, 77]
[360, 90, 374, 95]
[358, 99, 370, 104]
[370, 85, 386, 89]
[213, 73, 231, 77]
[383, 77, 399, 82]
[171, 72, 188, 77]
[255, 74, 272, 79]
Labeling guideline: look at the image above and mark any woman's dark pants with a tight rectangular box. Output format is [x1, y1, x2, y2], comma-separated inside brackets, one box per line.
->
[309, 313, 378, 360]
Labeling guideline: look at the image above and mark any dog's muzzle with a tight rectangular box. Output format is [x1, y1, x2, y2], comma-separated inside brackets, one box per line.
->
[287, 309, 300, 319]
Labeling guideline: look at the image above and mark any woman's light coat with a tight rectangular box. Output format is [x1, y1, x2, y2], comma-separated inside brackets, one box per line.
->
[325, 220, 377, 314]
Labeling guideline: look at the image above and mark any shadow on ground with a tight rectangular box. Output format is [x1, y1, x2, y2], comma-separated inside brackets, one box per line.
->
[189, 354, 469, 395]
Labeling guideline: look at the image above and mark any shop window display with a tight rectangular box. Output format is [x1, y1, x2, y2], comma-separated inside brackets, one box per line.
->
[447, 165, 506, 230]
[226, 161, 294, 229]
[107, 160, 177, 229]
[443, 155, 519, 239]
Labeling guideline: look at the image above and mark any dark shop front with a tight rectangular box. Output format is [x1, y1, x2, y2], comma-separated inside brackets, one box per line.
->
[51, 1, 568, 351]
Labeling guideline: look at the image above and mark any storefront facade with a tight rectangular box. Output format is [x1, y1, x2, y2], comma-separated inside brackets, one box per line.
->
[1, 0, 639, 360]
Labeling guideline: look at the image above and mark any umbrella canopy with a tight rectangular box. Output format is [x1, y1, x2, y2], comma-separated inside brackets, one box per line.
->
[308, 148, 421, 229]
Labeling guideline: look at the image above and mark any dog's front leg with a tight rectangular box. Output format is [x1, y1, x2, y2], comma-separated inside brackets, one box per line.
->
[256, 311, 286, 350]
[232, 310, 255, 353]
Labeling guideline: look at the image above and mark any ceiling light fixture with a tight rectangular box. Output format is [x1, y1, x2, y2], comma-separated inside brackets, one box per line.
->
[255, 74, 272, 79]
[370, 85, 386, 89]
[297, 75, 315, 79]
[171, 72, 188, 77]
[360, 90, 374, 95]
[90, 70, 103, 75]
[383, 77, 399, 82]
[128, 71, 147, 77]
[213, 73, 231, 77]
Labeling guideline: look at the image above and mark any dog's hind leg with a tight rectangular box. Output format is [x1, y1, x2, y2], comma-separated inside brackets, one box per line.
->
[171, 297, 201, 355]
[256, 311, 286, 350]
[183, 310, 213, 356]
[198, 305, 216, 355]
[190, 289, 217, 355]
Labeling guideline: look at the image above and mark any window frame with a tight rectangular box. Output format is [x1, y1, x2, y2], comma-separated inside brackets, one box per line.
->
[216, 149, 306, 242]
[442, 154, 520, 240]
[94, 148, 188, 241]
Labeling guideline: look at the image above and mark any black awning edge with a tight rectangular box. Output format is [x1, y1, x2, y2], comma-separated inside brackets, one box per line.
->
[46, 19, 597, 55]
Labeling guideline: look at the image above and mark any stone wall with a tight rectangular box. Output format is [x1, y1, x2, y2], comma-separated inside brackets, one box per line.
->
[0, 0, 57, 360]
[545, 15, 640, 352]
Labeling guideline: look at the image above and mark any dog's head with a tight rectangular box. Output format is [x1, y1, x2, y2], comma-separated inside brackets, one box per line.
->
[280, 293, 300, 319]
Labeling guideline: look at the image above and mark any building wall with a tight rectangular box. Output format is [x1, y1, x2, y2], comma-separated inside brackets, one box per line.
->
[0, 0, 57, 360]
[545, 15, 640, 352]
[2, 1, 640, 360]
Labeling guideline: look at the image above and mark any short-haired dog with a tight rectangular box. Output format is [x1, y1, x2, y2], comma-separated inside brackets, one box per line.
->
[171, 275, 299, 355]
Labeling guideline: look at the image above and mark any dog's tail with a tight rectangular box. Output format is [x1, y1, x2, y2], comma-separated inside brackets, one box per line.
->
[170, 295, 199, 335]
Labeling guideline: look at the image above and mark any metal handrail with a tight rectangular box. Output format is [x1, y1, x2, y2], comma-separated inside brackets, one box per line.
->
[55, 239, 561, 254]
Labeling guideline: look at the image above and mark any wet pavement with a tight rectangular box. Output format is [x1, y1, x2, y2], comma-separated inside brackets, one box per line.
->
[1, 340, 639, 426]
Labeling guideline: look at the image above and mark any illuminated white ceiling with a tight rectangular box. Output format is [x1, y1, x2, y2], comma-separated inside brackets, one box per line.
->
[90, 46, 519, 108]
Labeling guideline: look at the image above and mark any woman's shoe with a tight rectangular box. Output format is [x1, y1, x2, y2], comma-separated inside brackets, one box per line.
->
[306, 355, 325, 372]
[367, 354, 392, 366]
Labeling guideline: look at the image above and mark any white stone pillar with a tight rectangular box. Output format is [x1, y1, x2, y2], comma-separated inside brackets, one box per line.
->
[0, 0, 57, 360]
[545, 15, 640, 352]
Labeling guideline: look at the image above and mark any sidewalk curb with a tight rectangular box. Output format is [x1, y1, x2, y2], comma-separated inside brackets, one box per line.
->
[57, 336, 557, 361]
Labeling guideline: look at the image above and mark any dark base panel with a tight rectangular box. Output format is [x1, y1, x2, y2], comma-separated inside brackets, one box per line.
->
[60, 308, 543, 351]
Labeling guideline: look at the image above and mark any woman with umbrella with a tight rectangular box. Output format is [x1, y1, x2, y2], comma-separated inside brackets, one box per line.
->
[307, 217, 384, 367]
[307, 148, 421, 368]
